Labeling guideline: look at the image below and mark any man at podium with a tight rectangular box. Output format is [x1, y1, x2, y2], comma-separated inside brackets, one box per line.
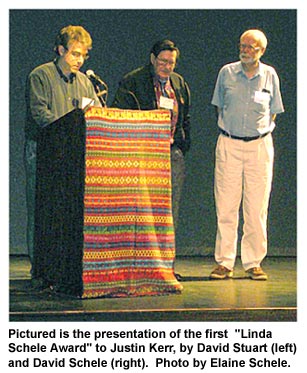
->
[24, 25, 101, 278]
[112, 39, 191, 236]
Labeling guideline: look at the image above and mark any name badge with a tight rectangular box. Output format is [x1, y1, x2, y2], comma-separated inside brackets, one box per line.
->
[254, 90, 270, 104]
[159, 96, 174, 110]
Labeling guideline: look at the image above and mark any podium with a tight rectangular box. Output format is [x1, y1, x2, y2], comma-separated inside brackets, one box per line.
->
[33, 107, 182, 298]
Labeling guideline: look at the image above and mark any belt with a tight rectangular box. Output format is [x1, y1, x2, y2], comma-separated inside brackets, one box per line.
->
[219, 128, 270, 142]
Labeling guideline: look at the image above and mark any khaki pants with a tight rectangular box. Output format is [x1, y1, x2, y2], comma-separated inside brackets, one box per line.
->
[214, 133, 274, 270]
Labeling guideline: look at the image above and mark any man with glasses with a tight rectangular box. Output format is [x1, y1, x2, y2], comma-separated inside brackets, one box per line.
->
[25, 25, 101, 278]
[112, 40, 191, 238]
[210, 29, 284, 280]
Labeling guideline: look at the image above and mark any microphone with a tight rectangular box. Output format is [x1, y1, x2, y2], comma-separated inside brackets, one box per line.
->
[86, 70, 106, 86]
[86, 70, 108, 107]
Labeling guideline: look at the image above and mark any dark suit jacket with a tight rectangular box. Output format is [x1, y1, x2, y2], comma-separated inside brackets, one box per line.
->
[112, 64, 191, 154]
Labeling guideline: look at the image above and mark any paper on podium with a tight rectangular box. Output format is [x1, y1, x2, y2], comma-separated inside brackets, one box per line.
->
[81, 97, 95, 110]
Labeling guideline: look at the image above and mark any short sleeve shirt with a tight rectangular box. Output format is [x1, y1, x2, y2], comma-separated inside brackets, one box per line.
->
[211, 61, 284, 137]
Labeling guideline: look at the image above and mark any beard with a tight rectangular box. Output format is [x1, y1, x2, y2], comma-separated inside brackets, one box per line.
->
[239, 53, 256, 65]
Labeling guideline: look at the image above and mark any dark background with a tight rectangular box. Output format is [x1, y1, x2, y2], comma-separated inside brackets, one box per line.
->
[9, 9, 296, 256]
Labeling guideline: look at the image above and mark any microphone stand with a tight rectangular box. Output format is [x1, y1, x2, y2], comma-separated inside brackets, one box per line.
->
[87, 73, 108, 107]
[96, 88, 108, 107]
[93, 82, 108, 107]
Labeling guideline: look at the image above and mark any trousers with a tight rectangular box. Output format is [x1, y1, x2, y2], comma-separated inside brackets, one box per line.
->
[24, 139, 37, 263]
[214, 133, 274, 270]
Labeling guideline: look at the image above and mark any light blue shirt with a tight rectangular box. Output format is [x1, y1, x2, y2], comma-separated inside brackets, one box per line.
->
[211, 61, 284, 137]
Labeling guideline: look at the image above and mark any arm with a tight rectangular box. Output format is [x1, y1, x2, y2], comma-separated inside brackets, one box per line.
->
[26, 71, 58, 127]
[182, 81, 191, 152]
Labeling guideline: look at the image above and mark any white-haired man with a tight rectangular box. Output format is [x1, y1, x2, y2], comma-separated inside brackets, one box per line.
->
[210, 29, 284, 280]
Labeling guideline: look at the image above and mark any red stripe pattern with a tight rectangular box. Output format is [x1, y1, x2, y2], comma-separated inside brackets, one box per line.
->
[81, 107, 183, 298]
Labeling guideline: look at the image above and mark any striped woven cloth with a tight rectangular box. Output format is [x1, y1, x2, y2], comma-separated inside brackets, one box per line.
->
[81, 107, 183, 298]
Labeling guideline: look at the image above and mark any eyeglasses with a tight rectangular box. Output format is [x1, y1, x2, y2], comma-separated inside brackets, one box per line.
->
[70, 51, 89, 60]
[238, 43, 261, 52]
[156, 56, 176, 67]
[65, 48, 89, 60]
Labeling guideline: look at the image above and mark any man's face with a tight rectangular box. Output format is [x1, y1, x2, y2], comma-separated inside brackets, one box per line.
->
[239, 35, 264, 65]
[58, 41, 89, 74]
[151, 50, 177, 79]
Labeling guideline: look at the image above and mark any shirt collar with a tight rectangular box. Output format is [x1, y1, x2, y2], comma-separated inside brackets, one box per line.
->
[153, 75, 170, 86]
[236, 60, 265, 77]
[54, 59, 76, 83]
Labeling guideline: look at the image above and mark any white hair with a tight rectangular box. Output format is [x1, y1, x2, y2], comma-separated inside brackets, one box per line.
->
[240, 29, 268, 49]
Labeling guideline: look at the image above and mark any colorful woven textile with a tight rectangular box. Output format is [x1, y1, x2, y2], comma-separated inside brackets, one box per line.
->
[82, 107, 183, 298]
